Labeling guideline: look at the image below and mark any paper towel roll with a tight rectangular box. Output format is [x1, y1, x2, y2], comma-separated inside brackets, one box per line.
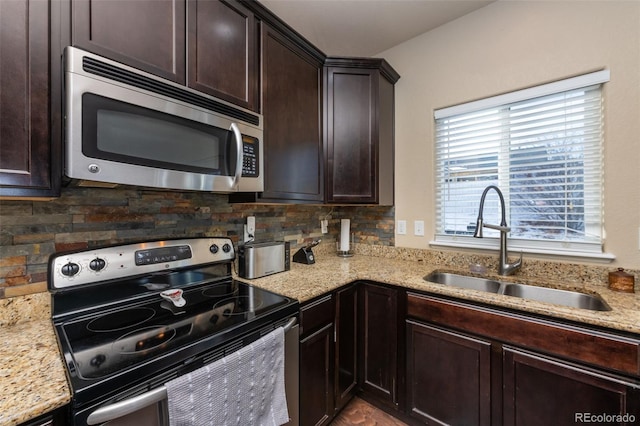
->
[340, 219, 350, 252]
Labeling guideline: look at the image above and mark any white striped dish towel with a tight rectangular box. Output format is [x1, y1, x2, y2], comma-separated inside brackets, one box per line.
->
[165, 327, 289, 426]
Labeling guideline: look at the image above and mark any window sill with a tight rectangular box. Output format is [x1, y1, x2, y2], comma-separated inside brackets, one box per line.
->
[429, 238, 616, 264]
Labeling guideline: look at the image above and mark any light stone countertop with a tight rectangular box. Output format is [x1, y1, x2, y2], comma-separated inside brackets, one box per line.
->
[238, 251, 640, 336]
[0, 317, 70, 426]
[2, 248, 640, 425]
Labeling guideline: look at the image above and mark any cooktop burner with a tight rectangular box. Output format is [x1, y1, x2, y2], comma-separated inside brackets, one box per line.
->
[86, 307, 156, 332]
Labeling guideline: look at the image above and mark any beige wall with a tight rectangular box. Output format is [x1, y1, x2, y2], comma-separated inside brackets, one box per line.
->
[379, 0, 640, 268]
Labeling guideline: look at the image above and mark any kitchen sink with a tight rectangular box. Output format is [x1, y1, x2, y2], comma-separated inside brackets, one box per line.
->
[423, 272, 612, 311]
[502, 284, 611, 311]
[424, 272, 502, 293]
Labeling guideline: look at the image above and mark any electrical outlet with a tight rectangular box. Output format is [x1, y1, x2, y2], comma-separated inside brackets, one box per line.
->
[321, 219, 328, 234]
[247, 216, 256, 236]
[244, 216, 256, 242]
[414, 220, 425, 236]
[397, 220, 407, 235]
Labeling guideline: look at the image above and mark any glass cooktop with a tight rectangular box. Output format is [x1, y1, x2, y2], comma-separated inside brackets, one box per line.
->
[58, 276, 290, 379]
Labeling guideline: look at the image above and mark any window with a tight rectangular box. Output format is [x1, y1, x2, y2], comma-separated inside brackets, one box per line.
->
[433, 70, 611, 258]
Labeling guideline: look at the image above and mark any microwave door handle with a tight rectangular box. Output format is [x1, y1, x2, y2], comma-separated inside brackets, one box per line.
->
[230, 123, 243, 190]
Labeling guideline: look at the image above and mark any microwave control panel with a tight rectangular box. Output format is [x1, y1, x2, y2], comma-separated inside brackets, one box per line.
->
[242, 136, 259, 177]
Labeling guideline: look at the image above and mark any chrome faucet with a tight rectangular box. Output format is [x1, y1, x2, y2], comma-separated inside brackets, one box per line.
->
[473, 185, 522, 276]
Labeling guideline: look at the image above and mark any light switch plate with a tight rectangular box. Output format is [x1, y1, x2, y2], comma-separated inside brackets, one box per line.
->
[397, 220, 407, 235]
[414, 220, 425, 236]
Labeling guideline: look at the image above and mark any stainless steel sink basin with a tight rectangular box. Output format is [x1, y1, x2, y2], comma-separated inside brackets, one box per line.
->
[424, 272, 501, 293]
[423, 271, 611, 311]
[502, 284, 611, 311]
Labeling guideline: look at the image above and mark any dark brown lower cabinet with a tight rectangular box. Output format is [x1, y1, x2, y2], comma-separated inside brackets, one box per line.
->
[335, 284, 358, 411]
[406, 320, 492, 426]
[303, 285, 640, 426]
[300, 295, 334, 426]
[300, 323, 335, 426]
[299, 285, 360, 426]
[406, 291, 640, 426]
[503, 347, 640, 426]
[359, 282, 398, 409]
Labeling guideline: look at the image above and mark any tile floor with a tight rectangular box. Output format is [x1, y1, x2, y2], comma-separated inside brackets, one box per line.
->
[329, 397, 408, 426]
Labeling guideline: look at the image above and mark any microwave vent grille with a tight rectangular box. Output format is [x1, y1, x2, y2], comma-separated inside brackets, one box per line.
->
[82, 57, 260, 127]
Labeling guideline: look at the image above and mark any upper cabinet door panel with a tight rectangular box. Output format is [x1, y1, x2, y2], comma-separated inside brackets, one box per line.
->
[72, 0, 186, 83]
[187, 0, 258, 111]
[261, 26, 323, 201]
[326, 68, 377, 203]
[324, 59, 398, 205]
[0, 0, 56, 196]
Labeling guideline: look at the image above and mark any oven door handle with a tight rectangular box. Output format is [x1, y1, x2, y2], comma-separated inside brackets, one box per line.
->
[86, 386, 167, 425]
[283, 316, 297, 332]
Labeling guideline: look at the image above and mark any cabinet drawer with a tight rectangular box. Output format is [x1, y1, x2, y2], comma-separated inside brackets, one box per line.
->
[407, 292, 640, 377]
[300, 295, 333, 338]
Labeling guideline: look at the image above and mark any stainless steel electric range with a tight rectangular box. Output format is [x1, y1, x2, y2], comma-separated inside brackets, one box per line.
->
[48, 237, 299, 425]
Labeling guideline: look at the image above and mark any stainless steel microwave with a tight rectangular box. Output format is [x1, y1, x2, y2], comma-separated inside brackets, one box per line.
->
[64, 47, 263, 193]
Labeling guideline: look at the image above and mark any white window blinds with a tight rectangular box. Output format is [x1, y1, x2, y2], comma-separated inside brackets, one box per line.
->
[433, 71, 609, 257]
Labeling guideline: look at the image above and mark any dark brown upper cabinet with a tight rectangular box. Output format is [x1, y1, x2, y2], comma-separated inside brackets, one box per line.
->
[72, 0, 259, 111]
[72, 0, 186, 83]
[0, 0, 61, 198]
[187, 0, 258, 111]
[229, 16, 325, 204]
[257, 25, 323, 202]
[324, 59, 399, 205]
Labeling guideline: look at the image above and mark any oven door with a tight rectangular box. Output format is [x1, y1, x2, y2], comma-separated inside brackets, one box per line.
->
[83, 319, 299, 426]
[64, 47, 263, 193]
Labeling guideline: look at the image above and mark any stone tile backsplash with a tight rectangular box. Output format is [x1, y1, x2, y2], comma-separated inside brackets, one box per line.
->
[1, 186, 632, 298]
[0, 187, 394, 296]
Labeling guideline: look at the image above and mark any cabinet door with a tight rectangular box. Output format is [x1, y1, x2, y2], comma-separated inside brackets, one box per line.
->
[300, 323, 335, 426]
[406, 321, 492, 426]
[72, 0, 186, 83]
[259, 25, 323, 202]
[325, 67, 378, 203]
[335, 284, 358, 411]
[503, 347, 640, 426]
[0, 0, 59, 197]
[187, 0, 258, 111]
[359, 283, 398, 408]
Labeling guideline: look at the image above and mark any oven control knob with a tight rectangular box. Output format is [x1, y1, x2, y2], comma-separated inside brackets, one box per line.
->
[90, 354, 106, 368]
[222, 243, 232, 253]
[209, 244, 219, 254]
[61, 262, 80, 277]
[89, 258, 106, 272]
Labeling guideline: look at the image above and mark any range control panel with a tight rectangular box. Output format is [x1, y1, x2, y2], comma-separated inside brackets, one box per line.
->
[49, 238, 234, 290]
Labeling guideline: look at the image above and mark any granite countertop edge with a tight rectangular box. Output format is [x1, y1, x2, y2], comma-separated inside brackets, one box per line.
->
[0, 318, 71, 426]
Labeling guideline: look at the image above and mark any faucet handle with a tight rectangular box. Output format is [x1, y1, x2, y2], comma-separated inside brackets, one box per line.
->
[500, 251, 523, 276]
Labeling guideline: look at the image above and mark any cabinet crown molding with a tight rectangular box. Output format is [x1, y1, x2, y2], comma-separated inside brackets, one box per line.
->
[324, 57, 400, 84]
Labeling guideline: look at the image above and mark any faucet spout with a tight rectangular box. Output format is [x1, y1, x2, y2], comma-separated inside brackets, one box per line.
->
[473, 185, 522, 276]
